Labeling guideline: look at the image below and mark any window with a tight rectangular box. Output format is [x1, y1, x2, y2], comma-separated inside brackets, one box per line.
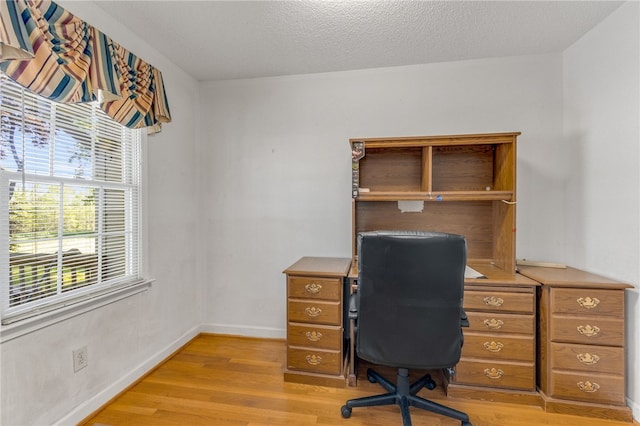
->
[0, 73, 144, 324]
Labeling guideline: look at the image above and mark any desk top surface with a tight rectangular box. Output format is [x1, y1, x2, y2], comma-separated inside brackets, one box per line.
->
[518, 265, 633, 289]
[347, 259, 539, 287]
[283, 256, 352, 277]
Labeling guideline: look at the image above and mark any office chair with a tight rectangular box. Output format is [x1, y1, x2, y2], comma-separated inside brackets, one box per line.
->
[341, 230, 472, 426]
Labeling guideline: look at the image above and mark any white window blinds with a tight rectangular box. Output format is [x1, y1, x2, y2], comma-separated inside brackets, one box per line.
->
[0, 72, 143, 323]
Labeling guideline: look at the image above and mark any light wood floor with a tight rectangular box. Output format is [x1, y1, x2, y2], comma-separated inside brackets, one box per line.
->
[82, 334, 637, 426]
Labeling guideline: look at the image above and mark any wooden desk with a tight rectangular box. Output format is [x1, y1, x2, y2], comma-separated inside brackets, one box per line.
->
[281, 133, 633, 420]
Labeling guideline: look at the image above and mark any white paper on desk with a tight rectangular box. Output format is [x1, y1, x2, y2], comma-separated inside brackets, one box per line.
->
[465, 266, 486, 279]
[397, 200, 424, 212]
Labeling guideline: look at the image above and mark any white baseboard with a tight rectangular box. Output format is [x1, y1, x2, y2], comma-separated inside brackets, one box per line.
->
[627, 396, 640, 422]
[54, 325, 201, 426]
[200, 322, 286, 339]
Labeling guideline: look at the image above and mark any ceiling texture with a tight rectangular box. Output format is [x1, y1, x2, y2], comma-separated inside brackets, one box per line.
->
[91, 1, 623, 82]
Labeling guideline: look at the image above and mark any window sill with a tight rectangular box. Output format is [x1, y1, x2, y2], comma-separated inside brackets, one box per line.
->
[0, 279, 154, 343]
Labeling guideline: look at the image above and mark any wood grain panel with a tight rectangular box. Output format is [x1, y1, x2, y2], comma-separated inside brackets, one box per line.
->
[355, 200, 493, 261]
[432, 145, 494, 191]
[287, 300, 341, 326]
[464, 290, 534, 314]
[549, 370, 626, 405]
[465, 311, 534, 334]
[359, 147, 422, 192]
[287, 323, 342, 350]
[551, 288, 625, 316]
[549, 315, 625, 347]
[454, 359, 535, 391]
[287, 347, 342, 375]
[549, 342, 624, 375]
[288, 276, 342, 300]
[461, 333, 534, 362]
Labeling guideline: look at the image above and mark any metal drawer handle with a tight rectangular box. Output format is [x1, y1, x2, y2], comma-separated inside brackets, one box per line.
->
[577, 297, 600, 309]
[577, 381, 600, 393]
[306, 354, 322, 365]
[483, 296, 504, 307]
[305, 331, 323, 342]
[484, 319, 504, 329]
[577, 353, 600, 365]
[577, 324, 600, 337]
[483, 341, 504, 352]
[304, 307, 322, 317]
[305, 283, 322, 294]
[484, 368, 504, 379]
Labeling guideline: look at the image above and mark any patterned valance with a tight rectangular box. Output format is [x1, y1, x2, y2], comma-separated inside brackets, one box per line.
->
[0, 0, 171, 134]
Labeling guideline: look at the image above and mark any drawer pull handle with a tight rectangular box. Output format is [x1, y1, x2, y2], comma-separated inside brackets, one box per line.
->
[577, 381, 600, 393]
[304, 307, 322, 317]
[305, 354, 322, 365]
[577, 297, 600, 309]
[305, 283, 323, 294]
[483, 341, 504, 352]
[484, 319, 504, 329]
[576, 297, 600, 309]
[577, 353, 600, 365]
[577, 324, 600, 337]
[305, 331, 323, 342]
[484, 368, 504, 379]
[483, 296, 504, 307]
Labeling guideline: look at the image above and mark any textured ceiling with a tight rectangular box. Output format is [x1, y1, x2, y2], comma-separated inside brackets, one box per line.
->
[90, 1, 623, 82]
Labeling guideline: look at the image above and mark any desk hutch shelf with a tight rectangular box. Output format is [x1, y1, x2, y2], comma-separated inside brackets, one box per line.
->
[350, 132, 520, 272]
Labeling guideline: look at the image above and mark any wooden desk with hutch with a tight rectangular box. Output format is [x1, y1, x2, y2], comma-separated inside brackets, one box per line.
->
[283, 132, 632, 421]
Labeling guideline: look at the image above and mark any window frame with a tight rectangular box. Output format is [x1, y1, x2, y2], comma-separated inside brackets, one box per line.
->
[0, 73, 150, 331]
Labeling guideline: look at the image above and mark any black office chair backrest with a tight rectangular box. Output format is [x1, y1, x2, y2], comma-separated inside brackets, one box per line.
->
[356, 230, 467, 370]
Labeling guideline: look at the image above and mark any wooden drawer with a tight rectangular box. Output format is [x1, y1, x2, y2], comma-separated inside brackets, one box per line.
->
[550, 315, 625, 346]
[549, 370, 626, 405]
[453, 359, 535, 391]
[287, 347, 342, 375]
[288, 323, 342, 350]
[466, 311, 534, 334]
[288, 276, 342, 301]
[464, 290, 534, 314]
[288, 299, 341, 325]
[461, 333, 534, 362]
[551, 288, 624, 317]
[550, 342, 624, 375]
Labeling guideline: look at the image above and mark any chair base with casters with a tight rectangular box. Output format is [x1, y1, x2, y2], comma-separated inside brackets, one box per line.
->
[341, 367, 472, 426]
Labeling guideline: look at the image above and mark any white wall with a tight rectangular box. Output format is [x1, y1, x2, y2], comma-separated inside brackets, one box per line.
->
[563, 1, 640, 418]
[0, 2, 202, 425]
[199, 54, 565, 337]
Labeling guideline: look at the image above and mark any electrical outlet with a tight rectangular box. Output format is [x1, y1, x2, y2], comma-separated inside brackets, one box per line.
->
[73, 346, 88, 372]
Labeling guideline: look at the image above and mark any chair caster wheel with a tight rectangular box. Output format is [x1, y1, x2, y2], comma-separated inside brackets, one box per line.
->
[462, 421, 473, 426]
[341, 405, 352, 418]
[425, 377, 437, 390]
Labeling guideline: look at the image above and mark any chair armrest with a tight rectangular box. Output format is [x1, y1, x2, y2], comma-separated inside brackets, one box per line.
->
[460, 310, 469, 328]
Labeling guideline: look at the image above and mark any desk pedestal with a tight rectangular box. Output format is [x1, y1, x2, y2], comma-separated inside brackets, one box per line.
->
[283, 257, 351, 387]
